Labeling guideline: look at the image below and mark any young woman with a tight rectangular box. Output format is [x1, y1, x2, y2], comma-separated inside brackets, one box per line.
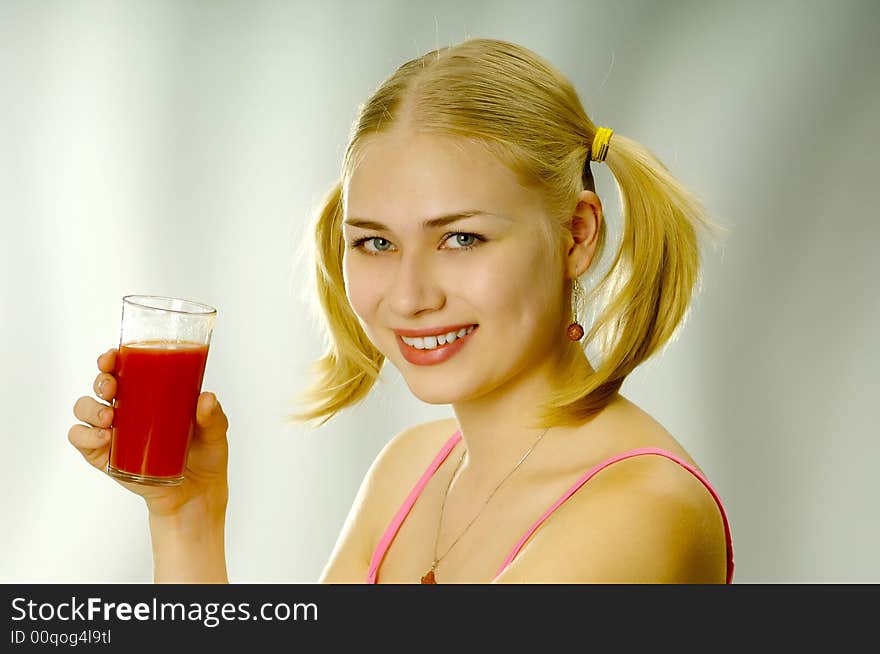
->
[70, 38, 733, 584]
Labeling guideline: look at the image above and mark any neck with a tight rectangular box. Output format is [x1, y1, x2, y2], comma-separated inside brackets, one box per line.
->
[449, 346, 596, 492]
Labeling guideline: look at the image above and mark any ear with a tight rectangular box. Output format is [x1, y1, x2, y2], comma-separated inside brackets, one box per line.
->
[565, 190, 603, 280]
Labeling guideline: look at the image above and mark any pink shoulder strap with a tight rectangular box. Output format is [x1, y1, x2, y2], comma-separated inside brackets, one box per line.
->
[494, 447, 735, 583]
[366, 430, 463, 583]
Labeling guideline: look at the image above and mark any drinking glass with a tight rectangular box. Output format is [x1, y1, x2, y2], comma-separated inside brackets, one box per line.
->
[107, 295, 217, 486]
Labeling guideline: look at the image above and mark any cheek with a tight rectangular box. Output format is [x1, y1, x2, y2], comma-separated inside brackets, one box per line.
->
[342, 257, 377, 318]
[469, 252, 555, 329]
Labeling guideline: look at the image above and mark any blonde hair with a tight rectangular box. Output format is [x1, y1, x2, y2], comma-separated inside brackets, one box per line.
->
[289, 38, 727, 429]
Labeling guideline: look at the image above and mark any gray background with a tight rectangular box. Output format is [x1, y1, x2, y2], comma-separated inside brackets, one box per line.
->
[1, 0, 877, 583]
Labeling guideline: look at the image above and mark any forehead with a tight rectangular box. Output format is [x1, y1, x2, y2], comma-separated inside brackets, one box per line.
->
[344, 131, 541, 223]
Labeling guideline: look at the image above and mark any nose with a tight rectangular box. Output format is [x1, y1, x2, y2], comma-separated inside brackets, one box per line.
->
[386, 250, 445, 318]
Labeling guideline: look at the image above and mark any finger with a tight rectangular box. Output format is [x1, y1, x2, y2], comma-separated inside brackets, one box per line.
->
[186, 392, 229, 477]
[67, 424, 111, 470]
[68, 423, 112, 450]
[194, 392, 228, 443]
[94, 373, 117, 402]
[73, 396, 113, 429]
[97, 348, 118, 374]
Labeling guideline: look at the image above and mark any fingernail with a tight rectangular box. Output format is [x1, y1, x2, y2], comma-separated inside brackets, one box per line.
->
[99, 408, 108, 422]
[97, 379, 107, 398]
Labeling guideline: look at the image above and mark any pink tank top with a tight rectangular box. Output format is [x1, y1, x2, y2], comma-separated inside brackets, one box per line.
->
[366, 429, 734, 583]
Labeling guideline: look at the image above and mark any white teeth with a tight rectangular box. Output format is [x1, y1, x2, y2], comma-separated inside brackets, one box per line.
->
[401, 325, 476, 349]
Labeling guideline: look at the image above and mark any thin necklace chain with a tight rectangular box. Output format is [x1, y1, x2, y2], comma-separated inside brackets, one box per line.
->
[430, 426, 551, 572]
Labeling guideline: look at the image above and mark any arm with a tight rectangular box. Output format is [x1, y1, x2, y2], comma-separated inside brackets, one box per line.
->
[492, 455, 729, 584]
[70, 349, 232, 584]
[150, 509, 228, 584]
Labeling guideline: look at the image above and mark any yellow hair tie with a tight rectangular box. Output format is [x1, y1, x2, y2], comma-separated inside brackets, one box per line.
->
[590, 126, 613, 163]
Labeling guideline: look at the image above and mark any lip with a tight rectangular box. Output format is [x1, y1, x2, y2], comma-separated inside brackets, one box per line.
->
[396, 325, 479, 366]
[392, 323, 478, 338]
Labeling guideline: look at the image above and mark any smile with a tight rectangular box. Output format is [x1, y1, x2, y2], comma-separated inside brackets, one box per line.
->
[396, 325, 479, 366]
[400, 324, 477, 349]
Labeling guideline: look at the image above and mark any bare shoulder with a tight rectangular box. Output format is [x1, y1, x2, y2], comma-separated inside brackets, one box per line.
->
[496, 453, 728, 583]
[317, 417, 458, 583]
[495, 397, 728, 583]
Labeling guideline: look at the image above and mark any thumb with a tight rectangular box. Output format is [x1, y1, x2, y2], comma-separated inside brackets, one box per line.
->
[195, 391, 228, 442]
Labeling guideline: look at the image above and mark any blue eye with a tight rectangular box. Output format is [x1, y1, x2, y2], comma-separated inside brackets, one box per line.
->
[350, 236, 393, 253]
[449, 233, 478, 248]
[442, 232, 486, 250]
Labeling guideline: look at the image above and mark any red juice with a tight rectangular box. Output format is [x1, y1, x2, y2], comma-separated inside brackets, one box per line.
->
[108, 339, 209, 484]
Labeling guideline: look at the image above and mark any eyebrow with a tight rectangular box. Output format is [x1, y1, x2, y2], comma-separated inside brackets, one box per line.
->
[343, 211, 508, 231]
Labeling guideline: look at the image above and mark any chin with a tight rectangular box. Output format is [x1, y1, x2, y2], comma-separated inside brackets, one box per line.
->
[400, 377, 466, 405]
[390, 367, 481, 405]
[410, 391, 458, 405]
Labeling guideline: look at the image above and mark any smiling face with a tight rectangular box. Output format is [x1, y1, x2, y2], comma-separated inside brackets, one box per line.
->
[341, 129, 569, 405]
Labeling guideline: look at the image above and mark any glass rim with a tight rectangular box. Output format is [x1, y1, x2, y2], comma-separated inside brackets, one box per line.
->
[122, 295, 217, 316]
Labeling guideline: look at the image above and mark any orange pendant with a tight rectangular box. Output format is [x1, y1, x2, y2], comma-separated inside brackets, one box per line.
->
[421, 569, 436, 584]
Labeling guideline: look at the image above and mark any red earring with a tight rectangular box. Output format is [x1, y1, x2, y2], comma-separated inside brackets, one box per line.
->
[567, 279, 584, 341]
